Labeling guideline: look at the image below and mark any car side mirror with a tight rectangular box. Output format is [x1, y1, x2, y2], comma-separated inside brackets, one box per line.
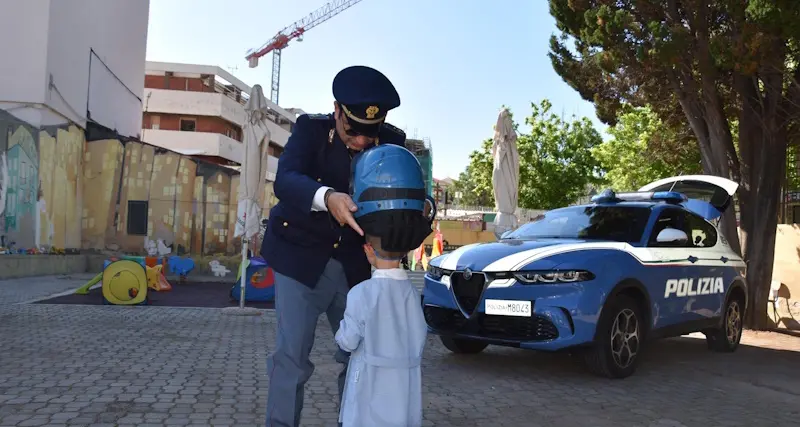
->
[656, 228, 688, 245]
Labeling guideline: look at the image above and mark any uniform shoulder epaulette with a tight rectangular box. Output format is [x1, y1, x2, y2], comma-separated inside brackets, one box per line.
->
[306, 113, 331, 121]
[382, 122, 405, 137]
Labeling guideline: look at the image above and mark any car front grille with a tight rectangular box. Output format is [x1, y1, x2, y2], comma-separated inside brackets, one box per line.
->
[423, 305, 559, 342]
[450, 272, 486, 314]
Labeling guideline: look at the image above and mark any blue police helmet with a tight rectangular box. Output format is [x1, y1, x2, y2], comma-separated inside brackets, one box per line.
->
[350, 144, 436, 253]
[351, 144, 427, 218]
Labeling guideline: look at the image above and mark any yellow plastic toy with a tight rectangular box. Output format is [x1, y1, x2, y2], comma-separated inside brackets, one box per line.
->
[102, 260, 148, 305]
[145, 265, 173, 292]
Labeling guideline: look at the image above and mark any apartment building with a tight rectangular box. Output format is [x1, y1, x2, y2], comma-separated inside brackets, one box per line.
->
[140, 61, 298, 180]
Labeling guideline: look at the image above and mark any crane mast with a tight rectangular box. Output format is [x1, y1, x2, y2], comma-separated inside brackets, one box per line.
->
[245, 0, 365, 105]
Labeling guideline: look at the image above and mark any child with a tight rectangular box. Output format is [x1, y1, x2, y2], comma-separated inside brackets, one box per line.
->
[334, 234, 428, 427]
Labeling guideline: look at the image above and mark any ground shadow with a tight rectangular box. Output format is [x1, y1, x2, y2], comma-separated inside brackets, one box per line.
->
[32, 280, 275, 309]
[425, 334, 800, 392]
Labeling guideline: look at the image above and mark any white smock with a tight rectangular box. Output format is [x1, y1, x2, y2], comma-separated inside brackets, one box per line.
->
[335, 268, 427, 427]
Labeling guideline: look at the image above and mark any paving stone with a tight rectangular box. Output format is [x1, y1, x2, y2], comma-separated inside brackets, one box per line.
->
[1, 274, 799, 426]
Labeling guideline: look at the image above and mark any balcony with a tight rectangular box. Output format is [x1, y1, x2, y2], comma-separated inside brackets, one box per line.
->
[142, 129, 243, 162]
[143, 88, 291, 147]
[142, 129, 280, 180]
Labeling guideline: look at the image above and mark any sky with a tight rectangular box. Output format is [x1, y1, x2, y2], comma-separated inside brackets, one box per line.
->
[145, 0, 607, 179]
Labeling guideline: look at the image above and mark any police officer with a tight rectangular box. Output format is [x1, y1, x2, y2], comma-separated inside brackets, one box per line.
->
[260, 65, 406, 427]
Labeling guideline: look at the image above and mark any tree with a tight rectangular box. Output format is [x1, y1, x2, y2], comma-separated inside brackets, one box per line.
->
[548, 0, 800, 328]
[454, 100, 604, 210]
[452, 139, 495, 207]
[593, 106, 702, 191]
[521, 99, 604, 209]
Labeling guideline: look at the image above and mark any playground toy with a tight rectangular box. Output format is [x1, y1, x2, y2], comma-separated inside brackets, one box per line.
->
[230, 256, 276, 303]
[209, 260, 231, 277]
[167, 256, 195, 283]
[102, 259, 148, 305]
[145, 265, 173, 292]
[74, 255, 179, 296]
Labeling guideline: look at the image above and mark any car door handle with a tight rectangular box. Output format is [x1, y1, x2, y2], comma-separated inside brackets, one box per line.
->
[687, 256, 698, 263]
[720, 256, 728, 263]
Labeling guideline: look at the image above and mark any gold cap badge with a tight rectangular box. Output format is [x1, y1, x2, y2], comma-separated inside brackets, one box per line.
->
[365, 105, 379, 119]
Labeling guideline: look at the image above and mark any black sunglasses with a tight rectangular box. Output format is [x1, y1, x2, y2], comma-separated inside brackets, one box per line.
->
[339, 109, 380, 138]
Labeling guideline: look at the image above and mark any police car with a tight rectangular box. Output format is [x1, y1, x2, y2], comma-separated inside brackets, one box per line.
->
[422, 175, 747, 379]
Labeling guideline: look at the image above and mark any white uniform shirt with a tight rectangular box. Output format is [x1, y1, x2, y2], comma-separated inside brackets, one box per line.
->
[335, 268, 427, 427]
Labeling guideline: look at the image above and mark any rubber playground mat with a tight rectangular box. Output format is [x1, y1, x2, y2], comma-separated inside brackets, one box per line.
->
[33, 281, 275, 309]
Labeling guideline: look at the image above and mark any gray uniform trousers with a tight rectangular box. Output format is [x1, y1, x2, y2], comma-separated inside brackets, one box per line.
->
[265, 258, 351, 427]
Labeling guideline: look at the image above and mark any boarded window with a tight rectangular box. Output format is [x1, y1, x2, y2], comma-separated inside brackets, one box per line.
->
[127, 200, 149, 236]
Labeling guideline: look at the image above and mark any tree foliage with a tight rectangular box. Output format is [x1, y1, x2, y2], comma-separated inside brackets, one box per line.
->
[453, 139, 495, 207]
[548, 0, 800, 328]
[593, 106, 702, 191]
[453, 100, 603, 210]
[521, 100, 604, 209]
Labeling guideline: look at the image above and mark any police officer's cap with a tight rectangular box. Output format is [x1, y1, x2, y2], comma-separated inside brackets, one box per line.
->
[333, 65, 400, 137]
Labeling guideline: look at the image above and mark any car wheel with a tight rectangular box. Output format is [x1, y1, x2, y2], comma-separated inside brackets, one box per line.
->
[705, 295, 743, 353]
[583, 294, 643, 379]
[440, 336, 488, 354]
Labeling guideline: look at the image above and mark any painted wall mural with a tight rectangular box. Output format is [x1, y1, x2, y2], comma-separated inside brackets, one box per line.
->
[0, 152, 8, 218]
[0, 109, 278, 256]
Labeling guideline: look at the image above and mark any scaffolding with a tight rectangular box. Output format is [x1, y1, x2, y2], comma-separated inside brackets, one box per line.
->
[405, 137, 433, 196]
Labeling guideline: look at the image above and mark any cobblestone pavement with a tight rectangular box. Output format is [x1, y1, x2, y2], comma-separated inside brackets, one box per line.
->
[0, 276, 799, 426]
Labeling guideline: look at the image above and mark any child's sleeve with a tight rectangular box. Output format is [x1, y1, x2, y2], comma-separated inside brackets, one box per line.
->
[335, 285, 365, 352]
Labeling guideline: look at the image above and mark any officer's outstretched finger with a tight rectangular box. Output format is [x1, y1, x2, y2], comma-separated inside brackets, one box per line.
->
[345, 213, 364, 236]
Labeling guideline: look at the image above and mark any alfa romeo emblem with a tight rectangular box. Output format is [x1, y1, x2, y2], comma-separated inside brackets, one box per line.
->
[463, 268, 473, 280]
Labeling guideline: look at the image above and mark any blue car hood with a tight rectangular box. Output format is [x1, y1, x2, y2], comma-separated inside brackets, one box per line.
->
[432, 239, 585, 272]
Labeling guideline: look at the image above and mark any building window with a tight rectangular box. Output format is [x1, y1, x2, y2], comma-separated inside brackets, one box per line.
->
[127, 200, 149, 236]
[269, 142, 284, 157]
[226, 128, 238, 140]
[180, 118, 196, 132]
[151, 115, 160, 130]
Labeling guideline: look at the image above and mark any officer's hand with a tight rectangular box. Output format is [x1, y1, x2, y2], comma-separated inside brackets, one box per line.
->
[327, 192, 364, 236]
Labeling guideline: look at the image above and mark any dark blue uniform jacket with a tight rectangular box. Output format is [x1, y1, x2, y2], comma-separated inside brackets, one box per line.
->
[260, 113, 407, 289]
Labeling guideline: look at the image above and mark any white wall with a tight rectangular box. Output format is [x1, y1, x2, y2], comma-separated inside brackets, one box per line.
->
[0, 0, 149, 136]
[0, 0, 51, 125]
[47, 0, 150, 137]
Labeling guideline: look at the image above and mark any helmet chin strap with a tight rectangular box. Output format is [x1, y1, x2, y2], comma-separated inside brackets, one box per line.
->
[372, 251, 405, 262]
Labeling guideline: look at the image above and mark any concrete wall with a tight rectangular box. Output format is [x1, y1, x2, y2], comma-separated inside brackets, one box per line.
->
[767, 225, 800, 329]
[0, 0, 150, 136]
[0, 255, 87, 280]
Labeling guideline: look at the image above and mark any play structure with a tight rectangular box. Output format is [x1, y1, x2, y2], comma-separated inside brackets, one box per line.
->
[102, 259, 149, 305]
[74, 255, 192, 305]
[230, 256, 276, 303]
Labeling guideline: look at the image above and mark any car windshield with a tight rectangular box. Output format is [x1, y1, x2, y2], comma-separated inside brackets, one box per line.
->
[503, 205, 651, 243]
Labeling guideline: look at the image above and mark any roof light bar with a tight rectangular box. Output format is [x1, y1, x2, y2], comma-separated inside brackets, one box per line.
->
[591, 189, 687, 204]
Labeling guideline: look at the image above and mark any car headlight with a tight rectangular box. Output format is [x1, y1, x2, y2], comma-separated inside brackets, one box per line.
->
[513, 270, 594, 284]
[426, 265, 445, 280]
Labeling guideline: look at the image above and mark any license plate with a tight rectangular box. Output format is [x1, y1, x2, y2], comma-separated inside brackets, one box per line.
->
[440, 275, 451, 287]
[484, 299, 532, 317]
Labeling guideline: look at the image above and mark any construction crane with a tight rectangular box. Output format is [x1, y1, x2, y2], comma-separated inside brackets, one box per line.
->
[245, 0, 366, 105]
